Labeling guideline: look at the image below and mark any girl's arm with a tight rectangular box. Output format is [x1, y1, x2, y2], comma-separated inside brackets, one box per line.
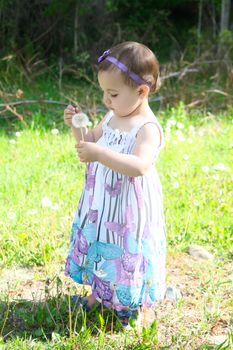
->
[77, 123, 162, 177]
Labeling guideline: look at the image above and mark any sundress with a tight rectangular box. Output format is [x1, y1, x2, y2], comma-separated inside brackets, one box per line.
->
[65, 111, 166, 311]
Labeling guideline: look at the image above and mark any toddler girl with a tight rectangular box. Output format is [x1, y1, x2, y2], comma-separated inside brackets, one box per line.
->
[64, 41, 166, 327]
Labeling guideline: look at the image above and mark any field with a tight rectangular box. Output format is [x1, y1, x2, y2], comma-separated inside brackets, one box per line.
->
[0, 104, 232, 349]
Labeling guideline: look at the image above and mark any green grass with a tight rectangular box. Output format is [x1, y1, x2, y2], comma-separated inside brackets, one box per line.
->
[0, 105, 232, 349]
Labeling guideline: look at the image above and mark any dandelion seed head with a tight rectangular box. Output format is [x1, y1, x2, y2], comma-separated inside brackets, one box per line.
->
[41, 197, 53, 208]
[177, 122, 184, 129]
[7, 211, 17, 220]
[52, 203, 60, 211]
[167, 119, 176, 127]
[72, 113, 89, 128]
[27, 209, 38, 215]
[189, 126, 195, 133]
[213, 174, 220, 181]
[51, 128, 59, 135]
[202, 166, 210, 173]
[173, 181, 180, 188]
[213, 163, 227, 171]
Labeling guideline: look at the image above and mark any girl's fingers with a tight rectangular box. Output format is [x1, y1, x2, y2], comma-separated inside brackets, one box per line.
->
[67, 104, 76, 111]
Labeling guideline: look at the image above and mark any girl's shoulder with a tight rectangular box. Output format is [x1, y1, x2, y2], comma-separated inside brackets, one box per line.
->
[134, 115, 165, 148]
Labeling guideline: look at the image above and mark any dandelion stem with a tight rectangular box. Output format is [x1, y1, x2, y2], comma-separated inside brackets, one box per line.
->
[80, 127, 84, 141]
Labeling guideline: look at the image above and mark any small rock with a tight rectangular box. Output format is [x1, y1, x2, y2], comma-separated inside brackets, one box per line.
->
[188, 244, 214, 260]
[165, 286, 182, 301]
[208, 335, 227, 345]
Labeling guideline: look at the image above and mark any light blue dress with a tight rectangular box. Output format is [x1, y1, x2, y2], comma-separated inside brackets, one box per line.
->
[65, 112, 166, 311]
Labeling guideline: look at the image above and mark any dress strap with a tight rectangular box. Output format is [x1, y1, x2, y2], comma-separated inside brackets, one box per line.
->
[102, 110, 114, 129]
[131, 119, 164, 149]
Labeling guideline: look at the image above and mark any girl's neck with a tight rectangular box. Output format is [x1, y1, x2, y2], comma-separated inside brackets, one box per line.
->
[118, 98, 151, 120]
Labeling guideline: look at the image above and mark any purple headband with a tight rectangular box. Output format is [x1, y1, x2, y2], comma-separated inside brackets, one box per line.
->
[98, 49, 148, 86]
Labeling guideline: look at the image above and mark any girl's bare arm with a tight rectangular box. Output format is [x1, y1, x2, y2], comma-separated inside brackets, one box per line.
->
[77, 123, 162, 177]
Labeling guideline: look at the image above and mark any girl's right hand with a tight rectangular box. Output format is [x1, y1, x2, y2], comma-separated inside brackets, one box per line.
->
[64, 104, 81, 127]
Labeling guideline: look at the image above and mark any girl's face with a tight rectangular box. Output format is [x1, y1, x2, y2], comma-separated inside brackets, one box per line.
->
[98, 70, 142, 118]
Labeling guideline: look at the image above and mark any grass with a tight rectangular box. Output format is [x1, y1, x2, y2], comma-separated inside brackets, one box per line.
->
[0, 104, 232, 349]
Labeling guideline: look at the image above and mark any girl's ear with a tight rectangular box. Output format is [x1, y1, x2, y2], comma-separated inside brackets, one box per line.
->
[137, 84, 150, 97]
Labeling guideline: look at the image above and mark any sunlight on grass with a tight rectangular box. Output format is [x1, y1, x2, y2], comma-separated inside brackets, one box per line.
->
[0, 106, 232, 349]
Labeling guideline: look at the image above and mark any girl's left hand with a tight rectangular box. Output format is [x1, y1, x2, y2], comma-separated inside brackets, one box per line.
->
[76, 141, 101, 163]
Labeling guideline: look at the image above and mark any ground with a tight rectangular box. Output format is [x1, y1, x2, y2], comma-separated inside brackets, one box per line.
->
[0, 251, 232, 348]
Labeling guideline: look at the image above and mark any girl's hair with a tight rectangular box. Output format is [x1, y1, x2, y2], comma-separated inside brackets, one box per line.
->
[98, 41, 161, 94]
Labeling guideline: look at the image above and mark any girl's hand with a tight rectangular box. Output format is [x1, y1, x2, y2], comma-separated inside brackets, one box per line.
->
[64, 104, 80, 127]
[76, 141, 101, 163]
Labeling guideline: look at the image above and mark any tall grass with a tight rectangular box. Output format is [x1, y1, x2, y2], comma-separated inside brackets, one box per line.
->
[0, 104, 232, 349]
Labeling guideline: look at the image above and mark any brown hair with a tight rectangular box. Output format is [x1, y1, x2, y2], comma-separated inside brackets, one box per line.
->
[98, 41, 161, 94]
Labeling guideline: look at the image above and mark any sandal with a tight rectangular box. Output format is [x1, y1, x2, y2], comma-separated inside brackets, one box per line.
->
[70, 295, 91, 312]
[116, 309, 138, 328]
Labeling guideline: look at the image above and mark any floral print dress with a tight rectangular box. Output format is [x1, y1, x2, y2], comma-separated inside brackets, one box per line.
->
[65, 111, 166, 311]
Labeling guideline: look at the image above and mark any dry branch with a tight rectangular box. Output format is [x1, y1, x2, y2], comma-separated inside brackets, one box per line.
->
[0, 100, 68, 108]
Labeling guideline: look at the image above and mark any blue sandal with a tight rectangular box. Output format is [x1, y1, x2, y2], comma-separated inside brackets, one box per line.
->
[116, 309, 138, 328]
[70, 295, 91, 312]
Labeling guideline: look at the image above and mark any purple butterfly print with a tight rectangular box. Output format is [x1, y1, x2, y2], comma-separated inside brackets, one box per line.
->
[93, 275, 113, 302]
[139, 256, 148, 273]
[105, 205, 136, 235]
[105, 222, 125, 236]
[64, 256, 71, 276]
[73, 228, 89, 255]
[85, 173, 95, 190]
[105, 180, 122, 197]
[128, 177, 144, 208]
[88, 209, 98, 222]
[122, 253, 139, 273]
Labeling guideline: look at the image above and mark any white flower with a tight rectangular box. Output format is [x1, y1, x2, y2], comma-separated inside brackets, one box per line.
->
[15, 132, 21, 137]
[173, 181, 180, 188]
[202, 166, 210, 172]
[27, 209, 38, 215]
[72, 113, 89, 128]
[177, 122, 184, 129]
[52, 203, 60, 211]
[213, 163, 227, 171]
[9, 139, 16, 144]
[51, 128, 59, 135]
[183, 154, 189, 161]
[187, 138, 193, 144]
[189, 125, 195, 133]
[213, 174, 220, 181]
[7, 211, 17, 220]
[198, 130, 204, 137]
[41, 196, 53, 208]
[167, 119, 176, 126]
[171, 172, 178, 178]
[178, 135, 185, 142]
[175, 130, 183, 137]
[194, 200, 199, 206]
